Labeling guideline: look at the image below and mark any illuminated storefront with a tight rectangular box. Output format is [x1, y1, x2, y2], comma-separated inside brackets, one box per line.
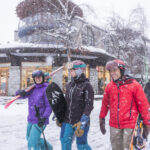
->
[21, 62, 52, 89]
[0, 66, 9, 96]
[96, 66, 111, 94]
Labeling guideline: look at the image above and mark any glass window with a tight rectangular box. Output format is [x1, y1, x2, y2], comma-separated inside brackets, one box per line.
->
[0, 67, 8, 96]
[21, 66, 52, 89]
[82, 27, 95, 46]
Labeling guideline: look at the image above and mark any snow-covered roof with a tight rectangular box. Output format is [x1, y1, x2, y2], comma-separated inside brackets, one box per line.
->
[81, 46, 115, 57]
[0, 42, 115, 58]
[11, 52, 98, 59]
[0, 53, 7, 57]
[0, 42, 64, 49]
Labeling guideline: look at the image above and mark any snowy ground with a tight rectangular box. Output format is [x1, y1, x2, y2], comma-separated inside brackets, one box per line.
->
[0, 97, 150, 150]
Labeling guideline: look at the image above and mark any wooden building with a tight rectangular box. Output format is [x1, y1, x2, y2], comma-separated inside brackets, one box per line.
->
[0, 0, 115, 96]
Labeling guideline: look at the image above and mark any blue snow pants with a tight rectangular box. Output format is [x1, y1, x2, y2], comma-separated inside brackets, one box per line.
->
[60, 123, 92, 150]
[26, 123, 53, 150]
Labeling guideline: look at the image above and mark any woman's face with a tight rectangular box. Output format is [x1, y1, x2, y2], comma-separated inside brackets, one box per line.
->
[70, 69, 76, 77]
[34, 76, 43, 84]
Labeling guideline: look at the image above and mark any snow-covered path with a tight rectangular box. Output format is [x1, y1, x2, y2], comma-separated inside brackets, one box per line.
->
[0, 97, 150, 150]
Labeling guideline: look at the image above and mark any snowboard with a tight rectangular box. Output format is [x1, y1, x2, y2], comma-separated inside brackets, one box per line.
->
[129, 114, 146, 150]
[46, 82, 66, 124]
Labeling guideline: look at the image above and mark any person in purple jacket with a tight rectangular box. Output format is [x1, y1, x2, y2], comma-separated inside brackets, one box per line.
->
[16, 70, 53, 150]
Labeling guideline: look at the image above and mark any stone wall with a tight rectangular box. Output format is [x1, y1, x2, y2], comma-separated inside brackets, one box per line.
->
[90, 68, 98, 94]
[8, 66, 21, 96]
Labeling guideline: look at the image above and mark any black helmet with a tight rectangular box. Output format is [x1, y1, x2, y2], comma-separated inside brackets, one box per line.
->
[32, 70, 44, 84]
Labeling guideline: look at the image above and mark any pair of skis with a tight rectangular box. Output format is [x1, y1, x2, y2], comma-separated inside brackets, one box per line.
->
[4, 66, 64, 109]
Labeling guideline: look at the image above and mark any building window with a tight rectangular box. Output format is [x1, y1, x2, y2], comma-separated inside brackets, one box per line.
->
[82, 27, 95, 46]
[21, 65, 52, 89]
[97, 66, 110, 94]
[0, 67, 8, 96]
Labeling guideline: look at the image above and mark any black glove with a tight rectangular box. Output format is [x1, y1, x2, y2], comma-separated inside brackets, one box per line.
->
[18, 90, 26, 97]
[100, 118, 106, 135]
[38, 118, 46, 127]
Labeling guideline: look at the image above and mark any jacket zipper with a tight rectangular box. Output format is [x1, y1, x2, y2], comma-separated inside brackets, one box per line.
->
[117, 83, 120, 129]
[69, 84, 76, 124]
[129, 99, 133, 118]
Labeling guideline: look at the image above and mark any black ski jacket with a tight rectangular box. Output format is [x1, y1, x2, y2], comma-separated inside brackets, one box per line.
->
[64, 74, 94, 125]
[144, 82, 150, 103]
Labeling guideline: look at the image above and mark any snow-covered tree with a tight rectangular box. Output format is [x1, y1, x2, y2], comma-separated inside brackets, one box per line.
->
[128, 6, 150, 82]
[103, 11, 149, 77]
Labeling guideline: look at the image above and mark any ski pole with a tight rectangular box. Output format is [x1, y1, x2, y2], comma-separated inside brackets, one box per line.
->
[34, 105, 49, 150]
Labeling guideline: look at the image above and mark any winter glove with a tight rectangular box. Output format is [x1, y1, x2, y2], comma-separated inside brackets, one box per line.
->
[100, 118, 106, 135]
[73, 122, 84, 137]
[56, 119, 62, 127]
[38, 118, 46, 127]
[143, 125, 150, 139]
[73, 114, 89, 137]
[16, 90, 26, 97]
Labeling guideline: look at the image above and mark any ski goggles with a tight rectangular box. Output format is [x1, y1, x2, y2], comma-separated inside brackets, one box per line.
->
[67, 62, 86, 70]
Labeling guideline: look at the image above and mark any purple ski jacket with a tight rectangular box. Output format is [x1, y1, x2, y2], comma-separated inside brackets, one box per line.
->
[16, 83, 52, 125]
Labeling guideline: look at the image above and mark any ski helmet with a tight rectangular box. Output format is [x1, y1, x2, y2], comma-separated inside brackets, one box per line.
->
[106, 59, 125, 76]
[44, 72, 49, 77]
[69, 60, 86, 78]
[32, 70, 45, 83]
[70, 60, 86, 71]
[44, 72, 51, 82]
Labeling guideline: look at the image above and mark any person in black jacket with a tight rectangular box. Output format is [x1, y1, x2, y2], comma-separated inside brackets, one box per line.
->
[60, 60, 94, 150]
[144, 81, 150, 103]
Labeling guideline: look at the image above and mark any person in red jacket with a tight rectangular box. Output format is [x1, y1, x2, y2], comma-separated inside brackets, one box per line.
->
[99, 59, 150, 150]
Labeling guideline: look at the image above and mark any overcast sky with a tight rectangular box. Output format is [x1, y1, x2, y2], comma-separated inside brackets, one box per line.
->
[0, 0, 150, 44]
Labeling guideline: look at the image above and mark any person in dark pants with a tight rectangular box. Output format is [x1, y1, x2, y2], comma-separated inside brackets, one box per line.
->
[144, 81, 150, 103]
[59, 60, 94, 150]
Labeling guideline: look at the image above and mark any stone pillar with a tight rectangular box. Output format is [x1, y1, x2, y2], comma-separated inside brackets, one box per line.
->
[8, 66, 21, 96]
[52, 67, 63, 89]
[90, 68, 98, 94]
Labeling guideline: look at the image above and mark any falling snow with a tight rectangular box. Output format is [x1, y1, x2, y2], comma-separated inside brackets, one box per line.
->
[0, 97, 150, 150]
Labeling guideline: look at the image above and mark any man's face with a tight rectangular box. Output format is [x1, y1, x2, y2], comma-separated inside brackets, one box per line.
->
[109, 68, 121, 80]
[34, 76, 43, 84]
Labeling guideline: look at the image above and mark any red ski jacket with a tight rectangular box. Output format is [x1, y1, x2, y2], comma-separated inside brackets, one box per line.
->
[99, 77, 150, 129]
